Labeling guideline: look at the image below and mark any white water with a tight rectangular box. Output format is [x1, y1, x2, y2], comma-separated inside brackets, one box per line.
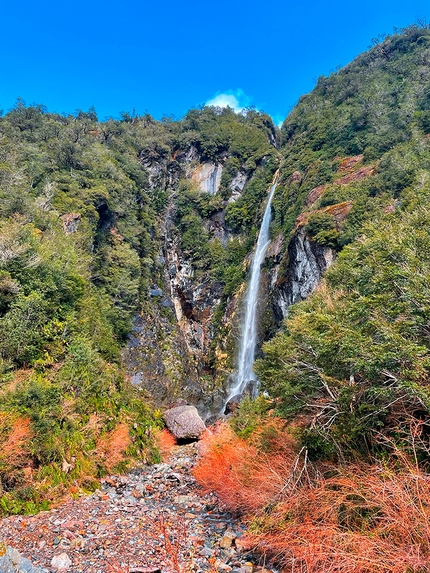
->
[225, 180, 277, 404]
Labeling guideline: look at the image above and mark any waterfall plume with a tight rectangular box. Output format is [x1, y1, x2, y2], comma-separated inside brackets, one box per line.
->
[225, 176, 278, 406]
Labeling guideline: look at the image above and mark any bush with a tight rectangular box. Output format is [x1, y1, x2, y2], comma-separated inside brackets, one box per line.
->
[195, 421, 430, 573]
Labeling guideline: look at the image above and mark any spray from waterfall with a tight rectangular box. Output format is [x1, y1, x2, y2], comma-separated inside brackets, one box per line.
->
[225, 174, 278, 406]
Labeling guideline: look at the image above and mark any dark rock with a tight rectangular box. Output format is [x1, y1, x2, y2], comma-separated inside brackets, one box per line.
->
[271, 227, 334, 325]
[164, 405, 206, 440]
[0, 545, 48, 573]
[205, 414, 222, 426]
[169, 264, 177, 277]
[149, 287, 163, 297]
[224, 395, 242, 414]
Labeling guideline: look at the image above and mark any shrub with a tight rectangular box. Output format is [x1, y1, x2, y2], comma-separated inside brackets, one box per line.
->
[194, 421, 301, 515]
[195, 421, 430, 573]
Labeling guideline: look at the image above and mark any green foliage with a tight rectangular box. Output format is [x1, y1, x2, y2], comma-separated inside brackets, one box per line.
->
[230, 395, 272, 439]
[256, 188, 430, 457]
[306, 211, 339, 247]
[274, 24, 430, 241]
[0, 97, 281, 513]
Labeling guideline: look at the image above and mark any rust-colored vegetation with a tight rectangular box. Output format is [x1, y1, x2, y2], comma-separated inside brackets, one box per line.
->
[95, 423, 132, 473]
[154, 428, 177, 461]
[194, 422, 430, 573]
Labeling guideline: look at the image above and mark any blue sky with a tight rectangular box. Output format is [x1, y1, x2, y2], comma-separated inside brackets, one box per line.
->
[1, 0, 429, 123]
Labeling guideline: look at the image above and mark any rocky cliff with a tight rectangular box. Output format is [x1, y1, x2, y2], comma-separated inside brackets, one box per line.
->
[122, 145, 335, 417]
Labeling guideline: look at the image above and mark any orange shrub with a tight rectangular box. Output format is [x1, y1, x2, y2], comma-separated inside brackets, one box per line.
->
[194, 422, 301, 514]
[95, 423, 131, 473]
[0, 414, 32, 467]
[195, 422, 430, 573]
[252, 462, 430, 573]
[155, 428, 177, 461]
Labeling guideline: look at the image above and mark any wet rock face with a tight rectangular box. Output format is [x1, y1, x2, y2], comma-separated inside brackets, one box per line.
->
[163, 405, 206, 440]
[128, 147, 335, 417]
[270, 228, 334, 324]
[121, 312, 201, 407]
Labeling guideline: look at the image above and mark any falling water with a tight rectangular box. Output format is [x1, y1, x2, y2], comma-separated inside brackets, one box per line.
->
[225, 178, 278, 405]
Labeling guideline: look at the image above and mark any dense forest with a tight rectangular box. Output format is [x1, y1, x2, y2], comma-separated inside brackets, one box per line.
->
[2, 23, 430, 570]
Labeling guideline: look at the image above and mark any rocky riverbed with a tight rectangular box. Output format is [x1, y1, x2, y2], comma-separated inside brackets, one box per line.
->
[0, 443, 272, 573]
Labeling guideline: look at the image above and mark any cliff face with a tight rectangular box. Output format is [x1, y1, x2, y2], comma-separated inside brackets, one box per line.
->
[122, 152, 245, 417]
[271, 228, 334, 324]
[122, 147, 334, 417]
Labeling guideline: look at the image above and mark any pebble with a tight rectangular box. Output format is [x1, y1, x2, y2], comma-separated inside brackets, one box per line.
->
[51, 552, 72, 571]
[0, 442, 275, 573]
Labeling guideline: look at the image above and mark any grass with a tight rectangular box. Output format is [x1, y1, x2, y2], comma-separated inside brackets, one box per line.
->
[194, 421, 430, 573]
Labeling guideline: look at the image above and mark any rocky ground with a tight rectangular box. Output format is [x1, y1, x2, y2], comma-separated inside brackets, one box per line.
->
[0, 443, 273, 573]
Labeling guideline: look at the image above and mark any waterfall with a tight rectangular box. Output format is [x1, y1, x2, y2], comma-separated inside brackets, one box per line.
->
[225, 179, 278, 405]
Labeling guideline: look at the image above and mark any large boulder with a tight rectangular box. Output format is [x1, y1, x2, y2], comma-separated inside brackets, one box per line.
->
[0, 545, 48, 572]
[164, 405, 206, 440]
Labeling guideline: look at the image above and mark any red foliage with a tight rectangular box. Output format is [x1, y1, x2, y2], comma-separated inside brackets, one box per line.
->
[0, 414, 32, 468]
[155, 428, 177, 461]
[194, 423, 430, 573]
[96, 423, 131, 472]
[194, 422, 301, 514]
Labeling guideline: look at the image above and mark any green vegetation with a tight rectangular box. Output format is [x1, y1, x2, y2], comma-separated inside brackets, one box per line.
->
[255, 24, 430, 462]
[3, 23, 430, 518]
[0, 99, 278, 513]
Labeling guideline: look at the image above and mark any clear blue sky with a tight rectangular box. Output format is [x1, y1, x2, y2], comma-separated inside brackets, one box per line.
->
[1, 0, 429, 123]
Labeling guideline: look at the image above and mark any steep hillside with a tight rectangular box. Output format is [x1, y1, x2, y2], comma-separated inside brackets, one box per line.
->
[0, 103, 278, 511]
[256, 24, 430, 457]
[2, 23, 430, 517]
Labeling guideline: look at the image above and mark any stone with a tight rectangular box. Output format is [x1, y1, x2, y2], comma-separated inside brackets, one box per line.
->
[149, 286, 163, 297]
[160, 297, 174, 308]
[163, 405, 206, 440]
[60, 213, 80, 234]
[51, 553, 72, 571]
[199, 547, 214, 558]
[291, 170, 303, 183]
[219, 530, 237, 549]
[214, 559, 232, 572]
[229, 171, 248, 193]
[0, 545, 48, 573]
[224, 395, 242, 414]
[235, 536, 254, 552]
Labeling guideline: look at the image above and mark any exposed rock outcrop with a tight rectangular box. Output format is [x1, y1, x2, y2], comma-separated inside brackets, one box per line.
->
[125, 145, 337, 418]
[60, 213, 80, 234]
[192, 163, 223, 195]
[271, 228, 334, 323]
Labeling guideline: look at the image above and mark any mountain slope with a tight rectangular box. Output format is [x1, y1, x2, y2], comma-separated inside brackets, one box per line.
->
[2, 24, 430, 514]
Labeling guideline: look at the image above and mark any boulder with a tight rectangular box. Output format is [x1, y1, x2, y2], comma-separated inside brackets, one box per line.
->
[164, 405, 206, 440]
[219, 530, 237, 549]
[51, 553, 72, 571]
[149, 286, 163, 297]
[0, 544, 48, 572]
